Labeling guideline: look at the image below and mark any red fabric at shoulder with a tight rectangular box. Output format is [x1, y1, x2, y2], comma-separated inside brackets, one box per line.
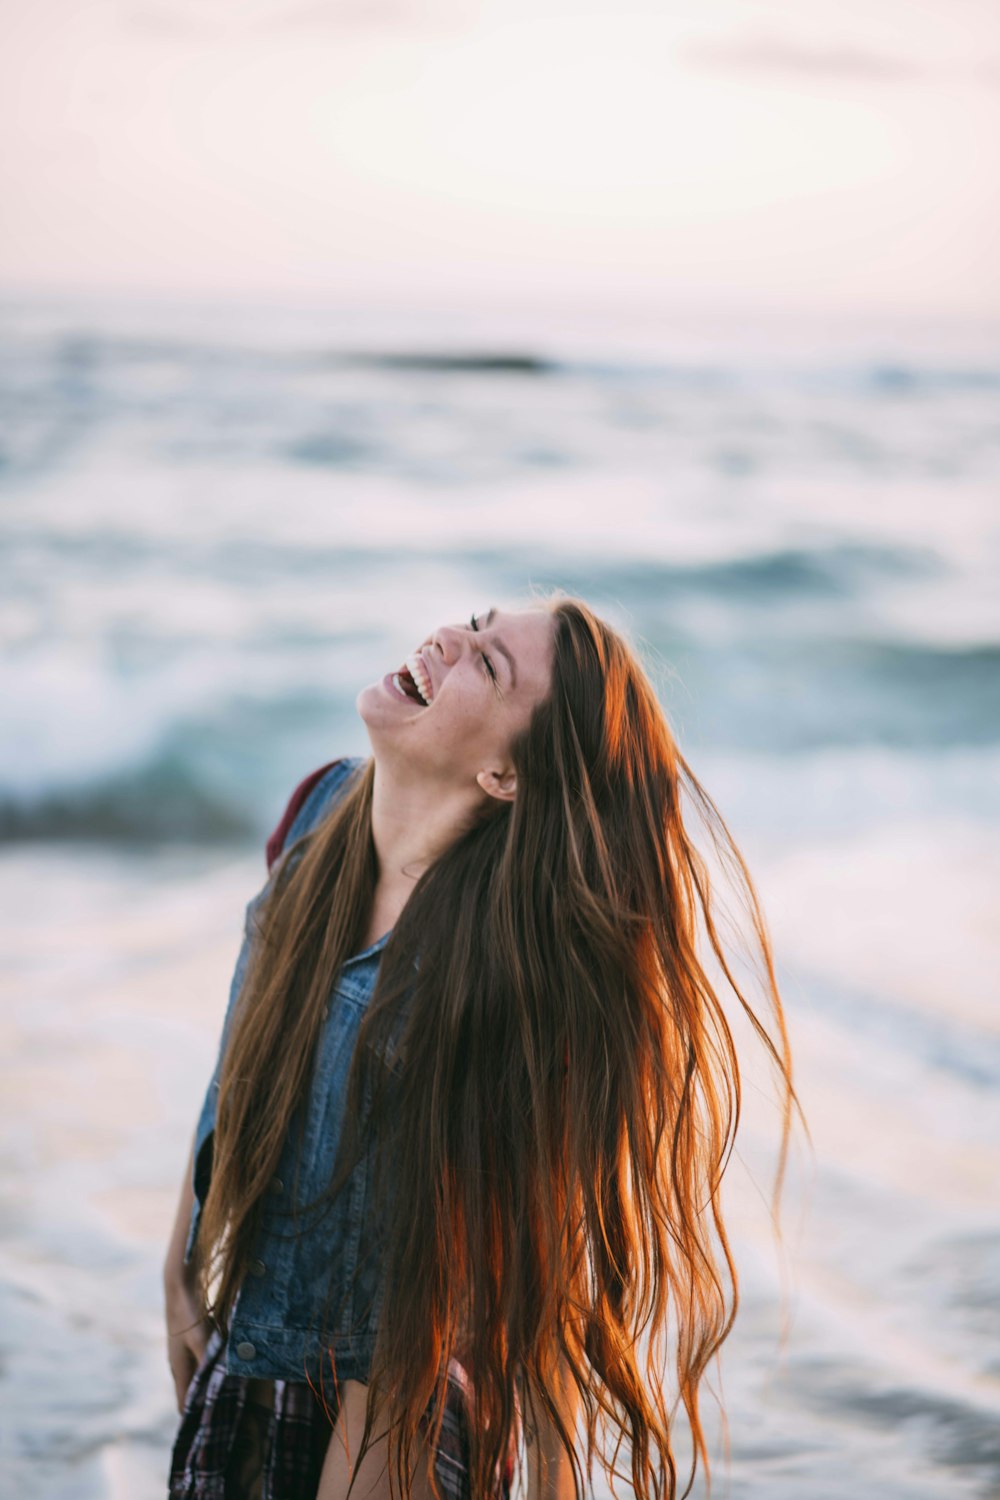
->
[265, 761, 341, 872]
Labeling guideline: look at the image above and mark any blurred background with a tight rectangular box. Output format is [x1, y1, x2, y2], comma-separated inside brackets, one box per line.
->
[1, 0, 998, 1496]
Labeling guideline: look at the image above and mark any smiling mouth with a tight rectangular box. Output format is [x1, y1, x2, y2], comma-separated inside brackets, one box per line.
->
[392, 665, 428, 706]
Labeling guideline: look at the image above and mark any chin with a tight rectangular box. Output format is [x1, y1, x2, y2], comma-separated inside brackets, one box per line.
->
[356, 681, 411, 739]
[355, 681, 383, 725]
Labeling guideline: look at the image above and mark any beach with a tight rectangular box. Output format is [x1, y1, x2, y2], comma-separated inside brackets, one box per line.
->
[1, 295, 998, 1497]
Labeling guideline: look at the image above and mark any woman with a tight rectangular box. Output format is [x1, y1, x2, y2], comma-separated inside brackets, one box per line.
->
[163, 592, 800, 1500]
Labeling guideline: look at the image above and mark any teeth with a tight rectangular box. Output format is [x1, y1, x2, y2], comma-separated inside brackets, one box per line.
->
[405, 651, 434, 706]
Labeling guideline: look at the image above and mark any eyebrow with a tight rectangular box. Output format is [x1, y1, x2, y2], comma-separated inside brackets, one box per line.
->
[485, 606, 517, 689]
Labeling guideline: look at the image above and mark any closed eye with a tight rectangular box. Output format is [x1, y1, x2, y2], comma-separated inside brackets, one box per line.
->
[470, 612, 502, 695]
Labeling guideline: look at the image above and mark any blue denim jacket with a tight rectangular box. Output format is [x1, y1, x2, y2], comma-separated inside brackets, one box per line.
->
[184, 756, 390, 1383]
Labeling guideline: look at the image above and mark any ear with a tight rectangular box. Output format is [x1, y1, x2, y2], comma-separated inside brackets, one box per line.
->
[476, 766, 517, 803]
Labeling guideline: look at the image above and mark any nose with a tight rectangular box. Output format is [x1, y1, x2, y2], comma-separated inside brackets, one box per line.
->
[428, 623, 466, 664]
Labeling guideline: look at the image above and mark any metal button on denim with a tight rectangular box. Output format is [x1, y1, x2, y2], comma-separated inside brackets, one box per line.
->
[250, 1258, 267, 1277]
[235, 1341, 256, 1361]
[270, 1176, 284, 1194]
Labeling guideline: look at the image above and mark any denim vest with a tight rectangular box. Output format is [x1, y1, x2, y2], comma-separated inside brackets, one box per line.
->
[184, 756, 390, 1383]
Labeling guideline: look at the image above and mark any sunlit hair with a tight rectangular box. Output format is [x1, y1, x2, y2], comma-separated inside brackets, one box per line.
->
[195, 592, 803, 1500]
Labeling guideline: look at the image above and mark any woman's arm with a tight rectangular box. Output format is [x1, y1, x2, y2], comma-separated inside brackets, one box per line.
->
[162, 1135, 211, 1412]
[315, 1362, 580, 1500]
[525, 1355, 581, 1500]
[316, 1380, 438, 1500]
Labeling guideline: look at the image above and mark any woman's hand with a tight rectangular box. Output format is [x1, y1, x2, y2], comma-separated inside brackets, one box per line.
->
[165, 1274, 210, 1413]
[163, 1135, 210, 1411]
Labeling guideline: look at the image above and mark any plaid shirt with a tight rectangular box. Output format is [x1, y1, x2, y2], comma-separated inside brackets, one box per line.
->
[169, 1328, 518, 1500]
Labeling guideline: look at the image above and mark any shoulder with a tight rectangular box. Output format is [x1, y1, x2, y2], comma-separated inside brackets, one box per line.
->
[265, 757, 367, 871]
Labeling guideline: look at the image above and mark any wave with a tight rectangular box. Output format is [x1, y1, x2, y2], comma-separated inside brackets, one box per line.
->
[3, 327, 996, 484]
[814, 1368, 1000, 1486]
[866, 362, 1000, 393]
[3, 632, 998, 846]
[0, 760, 257, 846]
[804, 972, 1000, 1092]
[546, 541, 942, 601]
[38, 334, 556, 378]
[9, 330, 999, 390]
[7, 531, 941, 596]
[687, 635, 1000, 752]
[341, 350, 555, 375]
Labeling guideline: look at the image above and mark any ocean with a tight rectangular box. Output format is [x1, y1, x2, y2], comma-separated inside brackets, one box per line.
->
[1, 293, 998, 1498]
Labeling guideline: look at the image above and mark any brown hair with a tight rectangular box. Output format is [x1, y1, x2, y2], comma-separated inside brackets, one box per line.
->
[195, 592, 803, 1500]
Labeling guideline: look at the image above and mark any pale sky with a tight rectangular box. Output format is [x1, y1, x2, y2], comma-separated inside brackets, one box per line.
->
[3, 0, 998, 316]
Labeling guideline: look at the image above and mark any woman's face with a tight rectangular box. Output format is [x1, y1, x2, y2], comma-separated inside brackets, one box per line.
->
[357, 604, 556, 799]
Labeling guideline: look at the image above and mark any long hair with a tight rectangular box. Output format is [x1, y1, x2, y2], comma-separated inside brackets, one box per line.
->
[195, 592, 803, 1500]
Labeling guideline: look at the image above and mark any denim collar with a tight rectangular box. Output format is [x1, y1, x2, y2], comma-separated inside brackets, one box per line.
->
[342, 927, 393, 967]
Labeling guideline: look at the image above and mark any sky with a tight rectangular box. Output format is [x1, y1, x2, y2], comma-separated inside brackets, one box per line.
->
[2, 0, 998, 317]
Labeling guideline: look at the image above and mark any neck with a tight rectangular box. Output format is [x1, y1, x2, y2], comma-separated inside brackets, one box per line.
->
[369, 757, 480, 907]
